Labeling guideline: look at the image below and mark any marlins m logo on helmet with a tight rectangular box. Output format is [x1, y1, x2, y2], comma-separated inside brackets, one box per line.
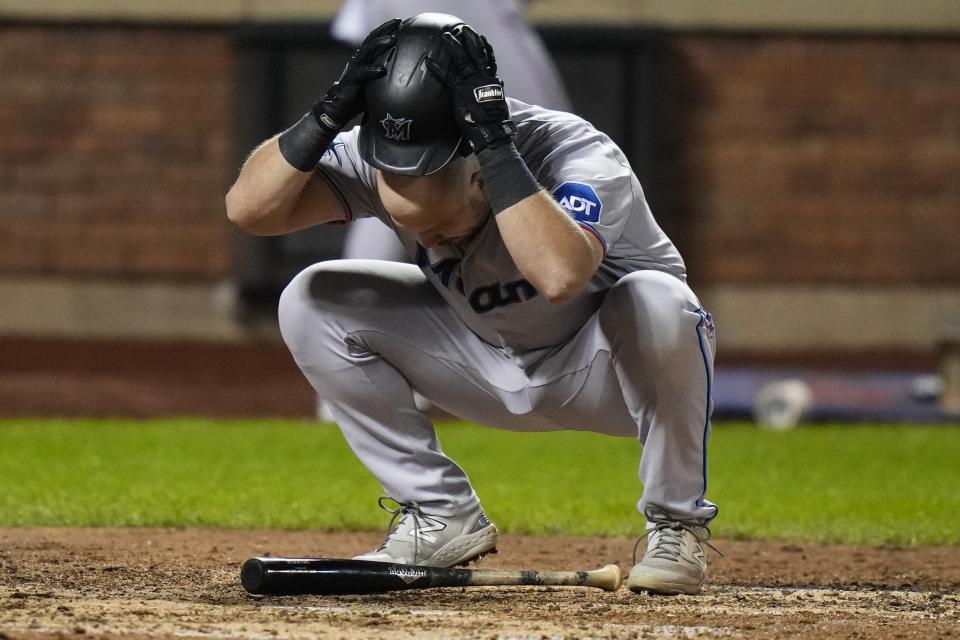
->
[380, 114, 413, 142]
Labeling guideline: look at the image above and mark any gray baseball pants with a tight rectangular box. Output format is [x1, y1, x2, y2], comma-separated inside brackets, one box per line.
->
[278, 259, 718, 523]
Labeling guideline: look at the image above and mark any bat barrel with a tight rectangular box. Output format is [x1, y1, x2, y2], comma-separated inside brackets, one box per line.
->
[240, 557, 270, 594]
[243, 557, 386, 595]
[241, 557, 471, 595]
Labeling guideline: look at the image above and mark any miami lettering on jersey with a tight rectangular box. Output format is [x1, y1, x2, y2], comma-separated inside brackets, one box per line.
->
[415, 245, 539, 314]
[469, 280, 538, 313]
[552, 182, 603, 223]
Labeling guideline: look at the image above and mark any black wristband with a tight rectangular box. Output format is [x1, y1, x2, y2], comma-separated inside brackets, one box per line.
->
[278, 111, 337, 172]
[476, 143, 541, 215]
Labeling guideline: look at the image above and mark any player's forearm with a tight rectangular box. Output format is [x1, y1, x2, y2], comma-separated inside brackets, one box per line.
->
[227, 21, 398, 235]
[225, 136, 314, 236]
[477, 144, 601, 304]
[496, 191, 602, 304]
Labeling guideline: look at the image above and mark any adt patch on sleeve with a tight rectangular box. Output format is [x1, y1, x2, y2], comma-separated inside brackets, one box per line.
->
[552, 182, 603, 223]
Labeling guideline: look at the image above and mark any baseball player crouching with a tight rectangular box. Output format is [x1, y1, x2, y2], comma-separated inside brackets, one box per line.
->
[226, 14, 719, 595]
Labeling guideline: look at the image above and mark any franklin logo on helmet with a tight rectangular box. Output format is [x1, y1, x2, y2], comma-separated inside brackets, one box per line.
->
[380, 114, 413, 142]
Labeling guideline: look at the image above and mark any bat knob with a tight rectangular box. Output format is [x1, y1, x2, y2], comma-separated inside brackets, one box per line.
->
[591, 564, 623, 591]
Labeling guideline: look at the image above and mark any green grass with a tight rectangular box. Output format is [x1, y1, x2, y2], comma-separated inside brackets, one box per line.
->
[1, 419, 958, 545]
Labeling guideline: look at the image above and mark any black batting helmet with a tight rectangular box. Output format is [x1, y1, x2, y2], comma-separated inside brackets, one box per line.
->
[358, 13, 466, 176]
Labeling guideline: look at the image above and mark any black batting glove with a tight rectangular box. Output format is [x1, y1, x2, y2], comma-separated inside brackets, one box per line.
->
[279, 18, 399, 171]
[427, 27, 538, 214]
[427, 26, 517, 152]
[313, 18, 401, 132]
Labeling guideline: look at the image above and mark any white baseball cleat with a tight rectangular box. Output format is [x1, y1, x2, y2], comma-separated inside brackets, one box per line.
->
[354, 497, 498, 567]
[627, 507, 720, 595]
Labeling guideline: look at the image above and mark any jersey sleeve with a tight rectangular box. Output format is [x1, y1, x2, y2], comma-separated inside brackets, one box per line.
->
[313, 127, 380, 224]
[531, 124, 638, 257]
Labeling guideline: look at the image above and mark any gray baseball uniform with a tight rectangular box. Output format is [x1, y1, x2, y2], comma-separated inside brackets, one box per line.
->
[279, 99, 718, 524]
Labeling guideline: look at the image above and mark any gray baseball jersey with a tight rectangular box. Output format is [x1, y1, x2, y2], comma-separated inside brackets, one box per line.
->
[315, 99, 685, 354]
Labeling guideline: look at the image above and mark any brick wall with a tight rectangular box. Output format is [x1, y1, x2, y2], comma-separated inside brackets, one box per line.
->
[0, 26, 957, 286]
[660, 34, 960, 286]
[0, 24, 234, 279]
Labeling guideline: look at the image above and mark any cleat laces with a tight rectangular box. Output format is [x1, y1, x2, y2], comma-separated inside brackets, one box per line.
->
[375, 496, 430, 564]
[632, 506, 723, 565]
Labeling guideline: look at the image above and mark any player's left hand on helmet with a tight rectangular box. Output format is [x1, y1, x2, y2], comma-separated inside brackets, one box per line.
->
[426, 26, 517, 152]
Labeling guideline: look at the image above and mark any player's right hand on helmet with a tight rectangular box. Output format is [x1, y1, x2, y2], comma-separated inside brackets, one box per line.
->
[313, 18, 401, 133]
[427, 26, 517, 152]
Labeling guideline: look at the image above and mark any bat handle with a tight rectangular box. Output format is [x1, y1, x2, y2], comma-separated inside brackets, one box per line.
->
[586, 564, 622, 591]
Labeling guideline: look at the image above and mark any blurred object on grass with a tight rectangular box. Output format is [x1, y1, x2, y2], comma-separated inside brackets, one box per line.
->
[753, 379, 813, 430]
[718, 367, 958, 424]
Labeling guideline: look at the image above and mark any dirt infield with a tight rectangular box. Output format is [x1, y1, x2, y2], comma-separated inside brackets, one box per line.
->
[1, 528, 958, 639]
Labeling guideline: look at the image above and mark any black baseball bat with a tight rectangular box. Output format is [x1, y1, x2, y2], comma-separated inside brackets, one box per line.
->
[241, 557, 622, 595]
